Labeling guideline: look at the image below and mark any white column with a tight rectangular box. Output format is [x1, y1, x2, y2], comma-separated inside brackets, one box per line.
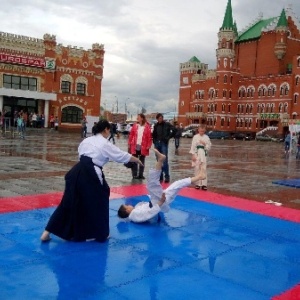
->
[44, 100, 49, 128]
[0, 95, 3, 112]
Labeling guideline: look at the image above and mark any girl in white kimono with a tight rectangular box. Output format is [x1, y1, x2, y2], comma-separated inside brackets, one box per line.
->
[189, 124, 211, 190]
[117, 149, 206, 223]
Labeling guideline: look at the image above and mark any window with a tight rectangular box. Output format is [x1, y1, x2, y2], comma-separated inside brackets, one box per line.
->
[61, 81, 71, 93]
[296, 77, 300, 85]
[228, 104, 231, 113]
[3, 74, 37, 91]
[229, 90, 232, 98]
[221, 118, 225, 126]
[224, 75, 227, 83]
[223, 90, 227, 98]
[294, 94, 298, 104]
[76, 82, 86, 95]
[230, 76, 233, 84]
[61, 106, 83, 123]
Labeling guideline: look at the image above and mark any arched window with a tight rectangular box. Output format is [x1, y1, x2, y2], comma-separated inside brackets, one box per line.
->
[223, 90, 227, 98]
[228, 103, 231, 113]
[230, 76, 233, 84]
[257, 104, 261, 113]
[278, 103, 283, 113]
[296, 76, 300, 86]
[280, 83, 289, 96]
[229, 90, 232, 98]
[224, 58, 227, 68]
[61, 106, 83, 123]
[249, 118, 252, 128]
[222, 103, 225, 112]
[250, 104, 253, 114]
[227, 117, 230, 127]
[245, 104, 249, 113]
[60, 74, 73, 94]
[224, 75, 228, 83]
[294, 94, 299, 104]
[298, 58, 300, 67]
[283, 103, 288, 112]
[271, 103, 274, 113]
[221, 118, 225, 127]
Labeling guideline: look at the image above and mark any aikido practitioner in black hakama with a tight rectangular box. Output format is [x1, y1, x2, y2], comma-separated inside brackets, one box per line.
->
[40, 120, 143, 242]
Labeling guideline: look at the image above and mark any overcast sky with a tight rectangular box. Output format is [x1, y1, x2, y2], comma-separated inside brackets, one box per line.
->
[1, 0, 300, 117]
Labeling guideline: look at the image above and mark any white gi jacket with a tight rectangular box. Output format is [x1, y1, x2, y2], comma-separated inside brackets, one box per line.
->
[128, 169, 191, 223]
[78, 134, 131, 183]
[189, 134, 211, 166]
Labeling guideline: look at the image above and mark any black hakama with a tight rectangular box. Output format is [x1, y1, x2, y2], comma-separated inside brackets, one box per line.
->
[45, 156, 110, 242]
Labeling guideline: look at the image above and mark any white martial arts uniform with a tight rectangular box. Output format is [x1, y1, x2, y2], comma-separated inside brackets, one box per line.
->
[189, 133, 211, 187]
[128, 169, 191, 223]
[78, 134, 131, 184]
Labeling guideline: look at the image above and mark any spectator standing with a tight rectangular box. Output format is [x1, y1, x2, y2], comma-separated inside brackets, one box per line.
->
[108, 123, 116, 144]
[50, 114, 55, 129]
[296, 134, 300, 159]
[152, 113, 172, 183]
[189, 124, 211, 190]
[284, 131, 291, 154]
[173, 123, 183, 154]
[81, 117, 88, 138]
[17, 113, 25, 139]
[32, 113, 37, 128]
[54, 117, 59, 131]
[128, 113, 152, 180]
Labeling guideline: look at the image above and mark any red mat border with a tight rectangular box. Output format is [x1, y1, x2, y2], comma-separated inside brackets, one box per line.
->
[0, 184, 299, 299]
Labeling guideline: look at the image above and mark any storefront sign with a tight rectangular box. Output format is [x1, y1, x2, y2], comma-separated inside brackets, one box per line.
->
[0, 52, 46, 68]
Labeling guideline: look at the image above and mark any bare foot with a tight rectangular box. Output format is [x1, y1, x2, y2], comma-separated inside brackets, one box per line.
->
[40, 230, 51, 242]
[153, 148, 166, 162]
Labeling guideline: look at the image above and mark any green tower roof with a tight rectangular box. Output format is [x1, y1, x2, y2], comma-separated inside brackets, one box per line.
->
[277, 9, 288, 27]
[220, 0, 234, 30]
[189, 56, 201, 63]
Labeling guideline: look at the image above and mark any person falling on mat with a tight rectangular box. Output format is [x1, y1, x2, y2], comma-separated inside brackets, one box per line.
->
[117, 148, 206, 223]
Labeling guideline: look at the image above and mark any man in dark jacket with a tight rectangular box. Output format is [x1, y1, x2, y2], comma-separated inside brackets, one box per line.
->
[152, 113, 172, 182]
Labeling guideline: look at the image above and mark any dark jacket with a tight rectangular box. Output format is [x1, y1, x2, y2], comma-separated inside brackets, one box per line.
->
[152, 121, 172, 144]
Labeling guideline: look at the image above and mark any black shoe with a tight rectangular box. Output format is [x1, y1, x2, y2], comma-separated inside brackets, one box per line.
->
[202, 186, 207, 191]
[138, 175, 145, 180]
[132, 175, 139, 180]
[164, 177, 170, 183]
[195, 185, 201, 190]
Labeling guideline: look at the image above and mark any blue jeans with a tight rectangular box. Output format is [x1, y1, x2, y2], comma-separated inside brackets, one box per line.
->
[154, 141, 169, 178]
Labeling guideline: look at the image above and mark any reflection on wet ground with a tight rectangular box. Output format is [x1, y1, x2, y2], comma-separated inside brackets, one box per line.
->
[1, 129, 300, 209]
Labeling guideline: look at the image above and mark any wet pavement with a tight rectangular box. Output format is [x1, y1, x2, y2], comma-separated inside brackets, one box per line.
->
[1, 129, 299, 209]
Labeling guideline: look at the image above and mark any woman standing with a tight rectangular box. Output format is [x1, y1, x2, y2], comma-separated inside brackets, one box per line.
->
[128, 113, 152, 179]
[40, 120, 143, 242]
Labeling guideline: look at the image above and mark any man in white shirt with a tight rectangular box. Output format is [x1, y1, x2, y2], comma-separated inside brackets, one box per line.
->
[117, 149, 206, 223]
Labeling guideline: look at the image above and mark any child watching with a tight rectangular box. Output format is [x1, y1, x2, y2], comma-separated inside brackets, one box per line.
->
[189, 124, 211, 190]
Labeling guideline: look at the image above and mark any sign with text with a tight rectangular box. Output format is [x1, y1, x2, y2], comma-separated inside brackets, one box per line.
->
[0, 52, 46, 68]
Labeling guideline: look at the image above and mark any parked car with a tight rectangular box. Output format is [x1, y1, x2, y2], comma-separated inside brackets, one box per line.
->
[232, 133, 253, 141]
[270, 135, 284, 142]
[255, 134, 272, 141]
[181, 129, 194, 138]
[207, 131, 231, 140]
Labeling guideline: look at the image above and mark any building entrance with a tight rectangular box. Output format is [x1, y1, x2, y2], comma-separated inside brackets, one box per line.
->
[3, 96, 38, 125]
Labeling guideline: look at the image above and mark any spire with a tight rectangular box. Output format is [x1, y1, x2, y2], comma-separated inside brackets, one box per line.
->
[221, 0, 234, 30]
[233, 21, 238, 36]
[277, 9, 288, 27]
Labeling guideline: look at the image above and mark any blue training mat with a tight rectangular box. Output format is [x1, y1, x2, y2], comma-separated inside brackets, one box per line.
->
[272, 178, 300, 188]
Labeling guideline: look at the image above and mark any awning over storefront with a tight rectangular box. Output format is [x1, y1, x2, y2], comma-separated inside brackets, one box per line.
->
[0, 88, 56, 101]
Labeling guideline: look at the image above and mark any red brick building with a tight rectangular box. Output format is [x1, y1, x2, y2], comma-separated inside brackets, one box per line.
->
[178, 1, 300, 135]
[0, 32, 104, 129]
